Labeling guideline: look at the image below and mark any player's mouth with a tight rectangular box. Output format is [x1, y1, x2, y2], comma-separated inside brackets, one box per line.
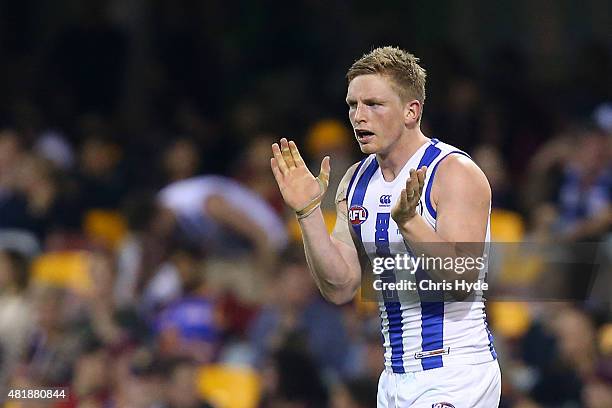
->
[355, 129, 375, 143]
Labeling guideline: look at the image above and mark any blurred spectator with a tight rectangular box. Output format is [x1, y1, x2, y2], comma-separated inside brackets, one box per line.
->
[144, 241, 205, 313]
[555, 126, 611, 241]
[22, 285, 86, 385]
[0, 129, 24, 196]
[0, 249, 34, 388]
[249, 254, 352, 378]
[234, 134, 285, 214]
[33, 130, 75, 171]
[473, 144, 517, 211]
[162, 138, 202, 183]
[162, 358, 215, 408]
[157, 175, 287, 269]
[0, 154, 77, 241]
[523, 131, 573, 213]
[112, 347, 167, 408]
[552, 306, 597, 379]
[330, 377, 378, 408]
[115, 192, 168, 307]
[153, 244, 222, 364]
[70, 342, 112, 405]
[259, 347, 328, 408]
[84, 249, 149, 348]
[72, 115, 126, 214]
[524, 124, 612, 242]
[593, 102, 612, 135]
[340, 312, 385, 382]
[583, 378, 612, 408]
[514, 305, 606, 407]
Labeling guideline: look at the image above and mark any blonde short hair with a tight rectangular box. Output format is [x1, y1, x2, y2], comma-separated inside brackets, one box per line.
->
[346, 46, 427, 105]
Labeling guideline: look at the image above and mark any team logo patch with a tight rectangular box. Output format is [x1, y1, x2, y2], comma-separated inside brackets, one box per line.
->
[379, 194, 391, 206]
[432, 403, 455, 408]
[348, 205, 368, 225]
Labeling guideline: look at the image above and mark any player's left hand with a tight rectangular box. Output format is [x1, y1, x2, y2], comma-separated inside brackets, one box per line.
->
[270, 138, 330, 212]
[391, 166, 427, 227]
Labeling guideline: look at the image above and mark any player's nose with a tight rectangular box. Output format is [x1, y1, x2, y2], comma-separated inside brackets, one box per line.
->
[354, 102, 367, 123]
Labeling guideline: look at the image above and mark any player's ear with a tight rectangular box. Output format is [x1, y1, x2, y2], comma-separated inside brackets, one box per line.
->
[404, 99, 421, 126]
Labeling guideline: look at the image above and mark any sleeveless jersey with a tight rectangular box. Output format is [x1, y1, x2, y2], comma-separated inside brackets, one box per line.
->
[346, 138, 497, 373]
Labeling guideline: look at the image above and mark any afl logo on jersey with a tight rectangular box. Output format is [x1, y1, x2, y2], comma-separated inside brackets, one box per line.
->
[348, 205, 368, 225]
[432, 403, 455, 408]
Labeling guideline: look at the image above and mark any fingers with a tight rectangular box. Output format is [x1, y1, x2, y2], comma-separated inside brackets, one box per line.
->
[395, 166, 428, 222]
[280, 138, 295, 168]
[288, 141, 304, 167]
[405, 167, 427, 198]
[417, 166, 426, 195]
[271, 143, 289, 175]
[405, 169, 414, 189]
[407, 169, 418, 197]
[417, 166, 426, 186]
[318, 156, 331, 187]
[272, 139, 304, 174]
[270, 158, 283, 184]
[400, 189, 409, 207]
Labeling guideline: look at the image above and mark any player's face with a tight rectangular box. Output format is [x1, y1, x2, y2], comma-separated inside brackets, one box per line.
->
[346, 74, 407, 155]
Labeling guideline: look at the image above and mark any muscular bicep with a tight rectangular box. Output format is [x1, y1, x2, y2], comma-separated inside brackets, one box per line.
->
[432, 155, 491, 245]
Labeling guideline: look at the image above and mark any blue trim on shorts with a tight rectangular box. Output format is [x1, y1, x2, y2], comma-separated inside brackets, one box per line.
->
[484, 317, 498, 360]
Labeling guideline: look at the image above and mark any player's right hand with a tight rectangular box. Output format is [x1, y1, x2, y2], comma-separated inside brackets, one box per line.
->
[270, 138, 330, 212]
[391, 166, 426, 227]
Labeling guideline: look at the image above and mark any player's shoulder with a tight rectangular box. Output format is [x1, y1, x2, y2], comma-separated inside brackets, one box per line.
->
[434, 146, 491, 196]
[343, 160, 363, 181]
[342, 154, 379, 184]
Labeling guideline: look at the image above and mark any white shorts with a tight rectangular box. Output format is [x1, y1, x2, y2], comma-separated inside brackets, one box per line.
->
[377, 360, 501, 407]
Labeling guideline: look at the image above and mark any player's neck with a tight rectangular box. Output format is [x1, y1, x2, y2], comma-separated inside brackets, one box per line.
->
[377, 129, 429, 182]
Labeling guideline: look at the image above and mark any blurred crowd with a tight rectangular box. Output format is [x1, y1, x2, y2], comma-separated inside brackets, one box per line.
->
[0, 1, 611, 407]
[0, 107, 610, 407]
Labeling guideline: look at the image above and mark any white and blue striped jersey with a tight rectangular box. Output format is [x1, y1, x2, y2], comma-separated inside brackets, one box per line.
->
[346, 138, 497, 373]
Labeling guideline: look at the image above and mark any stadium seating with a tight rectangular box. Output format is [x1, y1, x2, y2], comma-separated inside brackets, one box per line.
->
[490, 209, 525, 242]
[31, 251, 92, 294]
[197, 364, 261, 408]
[83, 209, 128, 249]
[287, 208, 336, 242]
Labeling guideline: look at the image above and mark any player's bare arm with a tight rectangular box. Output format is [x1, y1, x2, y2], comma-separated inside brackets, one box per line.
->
[270, 138, 361, 304]
[392, 155, 491, 297]
[206, 195, 277, 270]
